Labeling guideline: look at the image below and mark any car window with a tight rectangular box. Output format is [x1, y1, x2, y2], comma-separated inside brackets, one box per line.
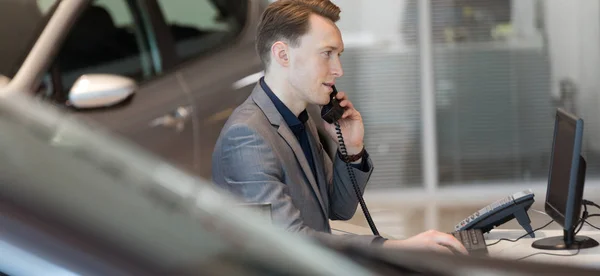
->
[156, 0, 246, 62]
[0, 0, 57, 79]
[52, 0, 153, 95]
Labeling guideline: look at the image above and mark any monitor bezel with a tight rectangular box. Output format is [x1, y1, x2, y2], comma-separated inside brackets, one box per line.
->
[544, 108, 584, 232]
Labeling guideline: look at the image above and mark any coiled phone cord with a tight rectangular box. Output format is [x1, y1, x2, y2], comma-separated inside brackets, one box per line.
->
[335, 122, 380, 236]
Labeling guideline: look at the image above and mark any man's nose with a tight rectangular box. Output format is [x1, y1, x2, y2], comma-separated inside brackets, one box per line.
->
[331, 59, 344, 78]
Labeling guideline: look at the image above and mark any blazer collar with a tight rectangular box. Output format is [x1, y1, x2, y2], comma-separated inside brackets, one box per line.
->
[251, 83, 284, 126]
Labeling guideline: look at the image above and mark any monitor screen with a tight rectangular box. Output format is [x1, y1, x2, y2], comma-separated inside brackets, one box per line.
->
[545, 109, 583, 230]
[547, 115, 576, 218]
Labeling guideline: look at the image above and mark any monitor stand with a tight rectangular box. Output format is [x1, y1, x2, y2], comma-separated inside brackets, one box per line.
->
[532, 230, 599, 250]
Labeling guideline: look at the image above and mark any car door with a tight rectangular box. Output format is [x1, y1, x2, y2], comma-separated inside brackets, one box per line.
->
[41, 0, 197, 174]
[151, 0, 264, 179]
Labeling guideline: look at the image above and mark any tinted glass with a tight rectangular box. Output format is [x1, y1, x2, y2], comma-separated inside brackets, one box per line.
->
[157, 0, 245, 62]
[55, 0, 153, 93]
[0, 0, 57, 78]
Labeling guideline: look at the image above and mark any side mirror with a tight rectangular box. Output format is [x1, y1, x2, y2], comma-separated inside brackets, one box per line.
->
[68, 74, 136, 109]
[0, 74, 10, 87]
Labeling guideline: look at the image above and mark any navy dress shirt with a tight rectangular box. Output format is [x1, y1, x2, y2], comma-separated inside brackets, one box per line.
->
[261, 78, 318, 180]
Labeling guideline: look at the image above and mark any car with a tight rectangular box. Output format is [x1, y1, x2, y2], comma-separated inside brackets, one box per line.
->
[0, 0, 266, 179]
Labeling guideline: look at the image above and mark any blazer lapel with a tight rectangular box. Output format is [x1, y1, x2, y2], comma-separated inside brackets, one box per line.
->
[251, 84, 327, 216]
[276, 125, 323, 205]
[305, 115, 330, 211]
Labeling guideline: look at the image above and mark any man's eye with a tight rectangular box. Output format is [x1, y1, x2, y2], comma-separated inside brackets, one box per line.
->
[323, 51, 332, 57]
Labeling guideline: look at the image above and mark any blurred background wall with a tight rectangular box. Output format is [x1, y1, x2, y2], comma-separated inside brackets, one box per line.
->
[323, 0, 600, 237]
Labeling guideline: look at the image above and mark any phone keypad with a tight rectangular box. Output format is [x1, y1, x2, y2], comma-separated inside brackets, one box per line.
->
[454, 189, 534, 231]
[455, 196, 515, 230]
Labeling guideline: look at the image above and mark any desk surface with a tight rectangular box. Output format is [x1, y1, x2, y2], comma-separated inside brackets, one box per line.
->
[486, 229, 600, 269]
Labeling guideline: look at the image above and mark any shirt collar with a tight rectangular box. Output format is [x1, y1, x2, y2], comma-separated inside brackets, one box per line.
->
[260, 77, 308, 129]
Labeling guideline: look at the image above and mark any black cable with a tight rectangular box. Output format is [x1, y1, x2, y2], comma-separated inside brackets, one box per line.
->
[575, 204, 588, 235]
[582, 199, 600, 210]
[335, 122, 379, 236]
[580, 200, 600, 231]
[485, 219, 554, 246]
[491, 218, 581, 261]
[584, 220, 600, 231]
[579, 213, 600, 230]
[583, 213, 600, 231]
[516, 244, 581, 261]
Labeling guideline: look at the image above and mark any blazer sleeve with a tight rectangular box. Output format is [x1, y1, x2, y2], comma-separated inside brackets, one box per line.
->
[322, 144, 374, 221]
[212, 123, 381, 247]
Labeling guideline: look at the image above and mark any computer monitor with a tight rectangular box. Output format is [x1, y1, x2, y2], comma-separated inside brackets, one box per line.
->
[532, 108, 599, 250]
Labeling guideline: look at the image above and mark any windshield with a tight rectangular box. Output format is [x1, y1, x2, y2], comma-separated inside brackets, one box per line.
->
[0, 0, 58, 79]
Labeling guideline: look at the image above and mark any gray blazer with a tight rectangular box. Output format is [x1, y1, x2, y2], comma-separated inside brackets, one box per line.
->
[212, 83, 380, 247]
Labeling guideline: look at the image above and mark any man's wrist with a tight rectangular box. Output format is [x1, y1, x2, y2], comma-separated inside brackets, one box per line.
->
[371, 236, 388, 246]
[350, 158, 362, 165]
[345, 143, 364, 156]
[340, 147, 365, 163]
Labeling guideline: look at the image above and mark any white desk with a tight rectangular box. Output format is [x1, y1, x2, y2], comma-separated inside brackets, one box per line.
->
[330, 220, 397, 240]
[486, 229, 600, 269]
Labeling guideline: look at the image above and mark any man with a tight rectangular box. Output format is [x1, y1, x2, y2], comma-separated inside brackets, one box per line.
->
[212, 0, 467, 254]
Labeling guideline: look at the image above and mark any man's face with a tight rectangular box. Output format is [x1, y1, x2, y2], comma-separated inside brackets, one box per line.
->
[287, 14, 344, 106]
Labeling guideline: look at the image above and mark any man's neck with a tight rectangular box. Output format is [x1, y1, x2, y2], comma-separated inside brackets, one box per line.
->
[263, 74, 307, 117]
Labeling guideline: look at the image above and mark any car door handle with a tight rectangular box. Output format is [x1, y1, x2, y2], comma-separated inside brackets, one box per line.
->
[150, 106, 192, 132]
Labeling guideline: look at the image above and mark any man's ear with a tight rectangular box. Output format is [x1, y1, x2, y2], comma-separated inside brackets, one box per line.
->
[271, 41, 289, 67]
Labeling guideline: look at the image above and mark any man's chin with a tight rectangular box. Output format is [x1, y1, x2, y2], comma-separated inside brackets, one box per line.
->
[319, 98, 331, 106]
[321, 91, 333, 104]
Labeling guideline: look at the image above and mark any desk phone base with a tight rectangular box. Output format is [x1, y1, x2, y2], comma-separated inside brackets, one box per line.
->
[455, 190, 535, 238]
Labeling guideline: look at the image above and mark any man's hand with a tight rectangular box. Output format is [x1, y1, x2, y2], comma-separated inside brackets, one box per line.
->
[381, 230, 469, 255]
[322, 91, 364, 155]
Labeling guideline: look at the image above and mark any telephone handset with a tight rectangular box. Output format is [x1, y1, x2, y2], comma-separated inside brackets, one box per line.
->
[321, 85, 345, 124]
[455, 189, 536, 237]
[321, 85, 380, 236]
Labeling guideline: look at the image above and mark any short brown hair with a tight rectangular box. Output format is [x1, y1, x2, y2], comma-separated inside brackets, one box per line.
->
[256, 0, 341, 69]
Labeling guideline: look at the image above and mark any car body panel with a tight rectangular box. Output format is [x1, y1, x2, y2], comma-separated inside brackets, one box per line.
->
[0, 0, 265, 178]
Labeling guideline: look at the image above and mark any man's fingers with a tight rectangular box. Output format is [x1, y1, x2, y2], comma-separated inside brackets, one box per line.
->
[342, 108, 356, 119]
[430, 244, 454, 255]
[339, 99, 354, 110]
[436, 234, 468, 255]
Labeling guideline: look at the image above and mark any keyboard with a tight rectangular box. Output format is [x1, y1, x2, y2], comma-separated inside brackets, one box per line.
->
[450, 228, 489, 256]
